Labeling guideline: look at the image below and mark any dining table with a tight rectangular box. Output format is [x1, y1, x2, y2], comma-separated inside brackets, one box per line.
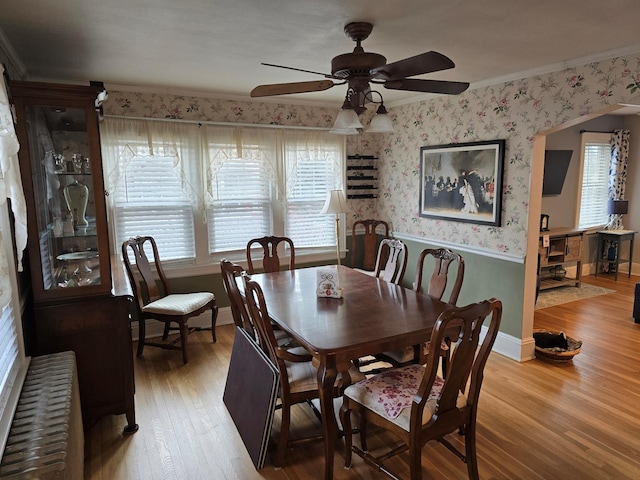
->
[241, 265, 452, 480]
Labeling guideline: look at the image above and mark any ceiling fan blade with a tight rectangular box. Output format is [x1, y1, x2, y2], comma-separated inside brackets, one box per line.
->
[261, 63, 336, 78]
[372, 51, 455, 80]
[250, 80, 336, 97]
[384, 79, 470, 95]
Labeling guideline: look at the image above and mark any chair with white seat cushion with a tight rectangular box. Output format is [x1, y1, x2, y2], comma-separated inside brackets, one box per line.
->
[122, 236, 218, 365]
[340, 298, 502, 480]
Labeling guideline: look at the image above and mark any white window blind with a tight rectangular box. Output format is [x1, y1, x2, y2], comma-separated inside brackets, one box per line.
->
[113, 150, 196, 260]
[578, 133, 610, 229]
[207, 146, 273, 253]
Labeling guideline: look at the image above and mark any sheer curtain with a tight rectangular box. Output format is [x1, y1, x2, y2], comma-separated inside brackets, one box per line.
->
[100, 117, 203, 258]
[282, 130, 344, 248]
[607, 129, 630, 229]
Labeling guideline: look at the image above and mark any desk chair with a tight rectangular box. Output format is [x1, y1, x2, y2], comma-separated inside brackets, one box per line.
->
[351, 219, 389, 270]
[122, 236, 218, 365]
[341, 299, 502, 480]
[246, 236, 295, 274]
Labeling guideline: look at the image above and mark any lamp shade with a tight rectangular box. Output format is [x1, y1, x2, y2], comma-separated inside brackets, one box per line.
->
[329, 127, 360, 135]
[608, 199, 629, 215]
[320, 189, 348, 215]
[366, 112, 394, 133]
[366, 103, 394, 133]
[332, 108, 364, 130]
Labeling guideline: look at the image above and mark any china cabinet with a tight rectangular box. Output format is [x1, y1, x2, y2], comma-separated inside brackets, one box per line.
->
[10, 80, 137, 433]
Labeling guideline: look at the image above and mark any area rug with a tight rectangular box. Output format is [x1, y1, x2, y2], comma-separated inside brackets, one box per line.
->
[535, 284, 615, 309]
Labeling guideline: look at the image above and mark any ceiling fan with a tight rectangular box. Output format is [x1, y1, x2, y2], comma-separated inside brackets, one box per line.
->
[250, 21, 470, 111]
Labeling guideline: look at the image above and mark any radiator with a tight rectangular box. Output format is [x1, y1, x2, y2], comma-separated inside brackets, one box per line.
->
[0, 351, 83, 480]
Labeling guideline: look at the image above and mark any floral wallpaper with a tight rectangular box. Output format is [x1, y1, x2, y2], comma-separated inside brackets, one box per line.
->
[104, 53, 640, 257]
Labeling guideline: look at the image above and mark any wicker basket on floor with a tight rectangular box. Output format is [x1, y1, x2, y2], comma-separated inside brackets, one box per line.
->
[534, 329, 582, 362]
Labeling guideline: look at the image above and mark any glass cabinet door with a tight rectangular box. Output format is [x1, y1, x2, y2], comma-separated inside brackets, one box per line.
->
[12, 82, 112, 301]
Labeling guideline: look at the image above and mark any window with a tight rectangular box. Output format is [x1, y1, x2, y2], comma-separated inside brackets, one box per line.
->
[101, 118, 345, 265]
[0, 204, 28, 453]
[577, 133, 610, 229]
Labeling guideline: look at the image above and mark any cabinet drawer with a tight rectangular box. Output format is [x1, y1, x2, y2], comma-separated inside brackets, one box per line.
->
[565, 235, 582, 261]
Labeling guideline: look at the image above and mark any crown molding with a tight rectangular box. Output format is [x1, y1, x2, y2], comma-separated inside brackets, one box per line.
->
[0, 26, 27, 80]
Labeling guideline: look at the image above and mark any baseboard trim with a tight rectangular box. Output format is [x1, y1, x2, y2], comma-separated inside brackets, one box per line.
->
[491, 329, 535, 362]
[130, 306, 234, 342]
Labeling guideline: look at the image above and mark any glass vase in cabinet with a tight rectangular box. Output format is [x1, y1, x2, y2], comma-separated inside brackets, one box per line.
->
[10, 81, 112, 302]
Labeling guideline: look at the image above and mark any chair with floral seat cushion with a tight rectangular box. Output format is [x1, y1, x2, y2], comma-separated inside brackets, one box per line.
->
[242, 273, 364, 467]
[122, 236, 218, 365]
[340, 298, 502, 480]
[382, 248, 465, 370]
[246, 236, 295, 274]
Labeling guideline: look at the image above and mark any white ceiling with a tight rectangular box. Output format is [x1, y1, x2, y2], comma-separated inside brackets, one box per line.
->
[3, 0, 640, 108]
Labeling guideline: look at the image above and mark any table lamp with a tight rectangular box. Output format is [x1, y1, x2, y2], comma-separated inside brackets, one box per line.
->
[320, 189, 348, 265]
[607, 199, 628, 230]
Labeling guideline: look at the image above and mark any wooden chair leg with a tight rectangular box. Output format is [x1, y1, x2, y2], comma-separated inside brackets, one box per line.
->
[162, 322, 170, 340]
[179, 320, 189, 365]
[465, 420, 479, 480]
[137, 318, 145, 357]
[340, 401, 353, 467]
[359, 414, 368, 452]
[409, 442, 423, 480]
[275, 403, 291, 467]
[211, 303, 219, 343]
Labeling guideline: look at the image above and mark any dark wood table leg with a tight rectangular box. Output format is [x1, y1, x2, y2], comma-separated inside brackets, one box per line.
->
[318, 356, 338, 480]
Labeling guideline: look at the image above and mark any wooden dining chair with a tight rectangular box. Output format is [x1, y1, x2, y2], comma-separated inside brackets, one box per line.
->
[122, 236, 218, 365]
[220, 259, 256, 339]
[246, 236, 295, 274]
[371, 238, 408, 285]
[340, 298, 502, 480]
[351, 219, 389, 270]
[414, 248, 465, 305]
[220, 258, 296, 349]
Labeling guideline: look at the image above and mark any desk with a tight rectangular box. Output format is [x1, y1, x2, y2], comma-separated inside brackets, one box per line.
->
[595, 230, 636, 281]
[244, 265, 451, 480]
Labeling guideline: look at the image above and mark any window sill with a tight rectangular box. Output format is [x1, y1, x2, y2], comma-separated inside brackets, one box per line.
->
[160, 248, 348, 278]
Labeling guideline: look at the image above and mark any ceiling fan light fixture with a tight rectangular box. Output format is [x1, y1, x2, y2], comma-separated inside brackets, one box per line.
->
[333, 107, 364, 130]
[366, 104, 394, 133]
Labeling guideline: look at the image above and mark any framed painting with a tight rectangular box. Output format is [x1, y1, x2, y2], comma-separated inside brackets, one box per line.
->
[419, 140, 505, 226]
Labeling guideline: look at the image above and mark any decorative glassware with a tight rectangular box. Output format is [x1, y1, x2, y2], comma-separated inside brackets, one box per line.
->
[63, 180, 89, 228]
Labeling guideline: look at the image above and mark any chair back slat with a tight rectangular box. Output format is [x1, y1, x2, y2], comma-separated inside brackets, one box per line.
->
[246, 236, 295, 274]
[373, 238, 407, 285]
[122, 236, 170, 307]
[220, 259, 256, 339]
[414, 248, 465, 304]
[351, 219, 389, 270]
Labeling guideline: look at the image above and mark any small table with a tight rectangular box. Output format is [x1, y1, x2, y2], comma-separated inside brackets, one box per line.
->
[241, 265, 452, 480]
[595, 230, 636, 281]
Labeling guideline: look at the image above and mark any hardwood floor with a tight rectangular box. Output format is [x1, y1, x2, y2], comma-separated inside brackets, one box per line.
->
[84, 274, 640, 479]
